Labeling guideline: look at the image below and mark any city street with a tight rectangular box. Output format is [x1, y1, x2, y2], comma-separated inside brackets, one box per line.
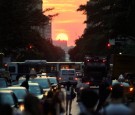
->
[61, 88, 80, 115]
[70, 98, 80, 115]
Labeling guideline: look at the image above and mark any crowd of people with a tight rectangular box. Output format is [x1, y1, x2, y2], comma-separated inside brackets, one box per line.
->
[1, 78, 135, 115]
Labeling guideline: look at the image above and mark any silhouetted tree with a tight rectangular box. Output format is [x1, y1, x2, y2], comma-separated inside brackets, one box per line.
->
[69, 0, 135, 61]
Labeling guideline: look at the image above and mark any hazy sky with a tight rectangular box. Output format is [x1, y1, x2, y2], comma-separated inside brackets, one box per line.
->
[43, 0, 88, 46]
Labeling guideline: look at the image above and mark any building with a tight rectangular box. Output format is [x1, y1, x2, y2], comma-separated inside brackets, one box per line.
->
[43, 21, 52, 42]
[53, 40, 68, 50]
[32, 0, 52, 42]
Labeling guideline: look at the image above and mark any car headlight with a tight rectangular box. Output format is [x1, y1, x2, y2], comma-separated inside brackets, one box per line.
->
[19, 104, 24, 111]
[129, 87, 134, 92]
[44, 91, 48, 96]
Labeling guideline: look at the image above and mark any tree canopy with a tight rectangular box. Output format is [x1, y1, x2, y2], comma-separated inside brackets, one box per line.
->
[0, 0, 65, 62]
[69, 0, 135, 61]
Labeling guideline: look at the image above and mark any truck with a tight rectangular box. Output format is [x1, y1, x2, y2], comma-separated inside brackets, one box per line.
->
[110, 54, 135, 80]
[83, 56, 108, 86]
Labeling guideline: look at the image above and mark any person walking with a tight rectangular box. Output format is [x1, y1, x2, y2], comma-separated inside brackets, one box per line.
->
[22, 93, 43, 115]
[20, 75, 29, 90]
[65, 81, 76, 115]
[96, 77, 110, 112]
[100, 83, 133, 115]
[79, 88, 100, 115]
[42, 90, 54, 115]
[76, 78, 85, 102]
[53, 90, 65, 115]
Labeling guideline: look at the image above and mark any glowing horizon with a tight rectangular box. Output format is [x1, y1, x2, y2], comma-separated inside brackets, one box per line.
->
[56, 33, 69, 41]
[43, 0, 88, 46]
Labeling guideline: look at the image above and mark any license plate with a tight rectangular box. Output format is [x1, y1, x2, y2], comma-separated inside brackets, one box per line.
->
[90, 86, 99, 88]
[69, 77, 73, 80]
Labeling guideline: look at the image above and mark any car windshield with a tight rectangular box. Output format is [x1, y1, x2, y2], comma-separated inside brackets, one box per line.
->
[62, 70, 75, 75]
[29, 85, 41, 95]
[11, 89, 27, 99]
[48, 78, 57, 84]
[0, 93, 15, 106]
[30, 78, 50, 89]
[0, 79, 7, 87]
[112, 80, 130, 87]
[19, 79, 25, 84]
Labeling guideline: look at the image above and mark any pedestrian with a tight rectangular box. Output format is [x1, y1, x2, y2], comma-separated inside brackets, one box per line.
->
[96, 77, 110, 112]
[79, 88, 100, 115]
[76, 78, 84, 102]
[42, 90, 54, 115]
[65, 81, 76, 115]
[22, 93, 42, 115]
[20, 75, 29, 90]
[53, 90, 65, 115]
[100, 83, 133, 115]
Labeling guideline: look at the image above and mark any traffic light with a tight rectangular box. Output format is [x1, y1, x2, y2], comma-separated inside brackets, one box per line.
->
[29, 45, 32, 49]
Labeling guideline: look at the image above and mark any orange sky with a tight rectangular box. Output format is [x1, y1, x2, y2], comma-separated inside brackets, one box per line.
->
[43, 0, 88, 46]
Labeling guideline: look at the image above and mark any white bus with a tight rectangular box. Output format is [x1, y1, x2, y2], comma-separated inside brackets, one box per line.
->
[6, 60, 83, 83]
[6, 60, 47, 84]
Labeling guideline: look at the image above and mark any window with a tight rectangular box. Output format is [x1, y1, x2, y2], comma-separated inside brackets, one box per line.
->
[9, 66, 15, 73]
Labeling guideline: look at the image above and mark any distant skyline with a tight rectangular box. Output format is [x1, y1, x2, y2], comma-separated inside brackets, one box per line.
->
[43, 0, 88, 46]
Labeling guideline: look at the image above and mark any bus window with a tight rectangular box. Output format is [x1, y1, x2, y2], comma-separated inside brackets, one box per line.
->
[9, 66, 16, 73]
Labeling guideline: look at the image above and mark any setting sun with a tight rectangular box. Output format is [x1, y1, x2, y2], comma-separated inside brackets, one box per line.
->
[56, 33, 69, 41]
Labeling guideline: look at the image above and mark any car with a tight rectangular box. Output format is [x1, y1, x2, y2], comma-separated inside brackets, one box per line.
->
[47, 76, 58, 86]
[0, 89, 18, 107]
[29, 76, 51, 93]
[0, 77, 8, 88]
[28, 82, 44, 100]
[47, 76, 58, 91]
[1, 86, 28, 104]
[111, 80, 134, 101]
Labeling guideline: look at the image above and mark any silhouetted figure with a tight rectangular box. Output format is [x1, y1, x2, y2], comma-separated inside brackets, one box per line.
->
[0, 104, 13, 115]
[53, 90, 65, 115]
[20, 76, 29, 90]
[100, 84, 133, 115]
[22, 93, 42, 115]
[79, 88, 100, 115]
[96, 78, 110, 111]
[43, 90, 54, 115]
[65, 81, 75, 115]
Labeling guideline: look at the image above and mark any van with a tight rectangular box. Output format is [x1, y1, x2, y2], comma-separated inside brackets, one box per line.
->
[58, 69, 77, 85]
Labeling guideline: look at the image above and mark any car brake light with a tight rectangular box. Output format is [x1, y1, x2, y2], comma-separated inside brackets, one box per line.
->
[129, 87, 133, 92]
[109, 86, 112, 90]
[75, 77, 78, 80]
[120, 84, 123, 87]
[58, 77, 62, 80]
[102, 59, 106, 63]
[85, 82, 90, 85]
